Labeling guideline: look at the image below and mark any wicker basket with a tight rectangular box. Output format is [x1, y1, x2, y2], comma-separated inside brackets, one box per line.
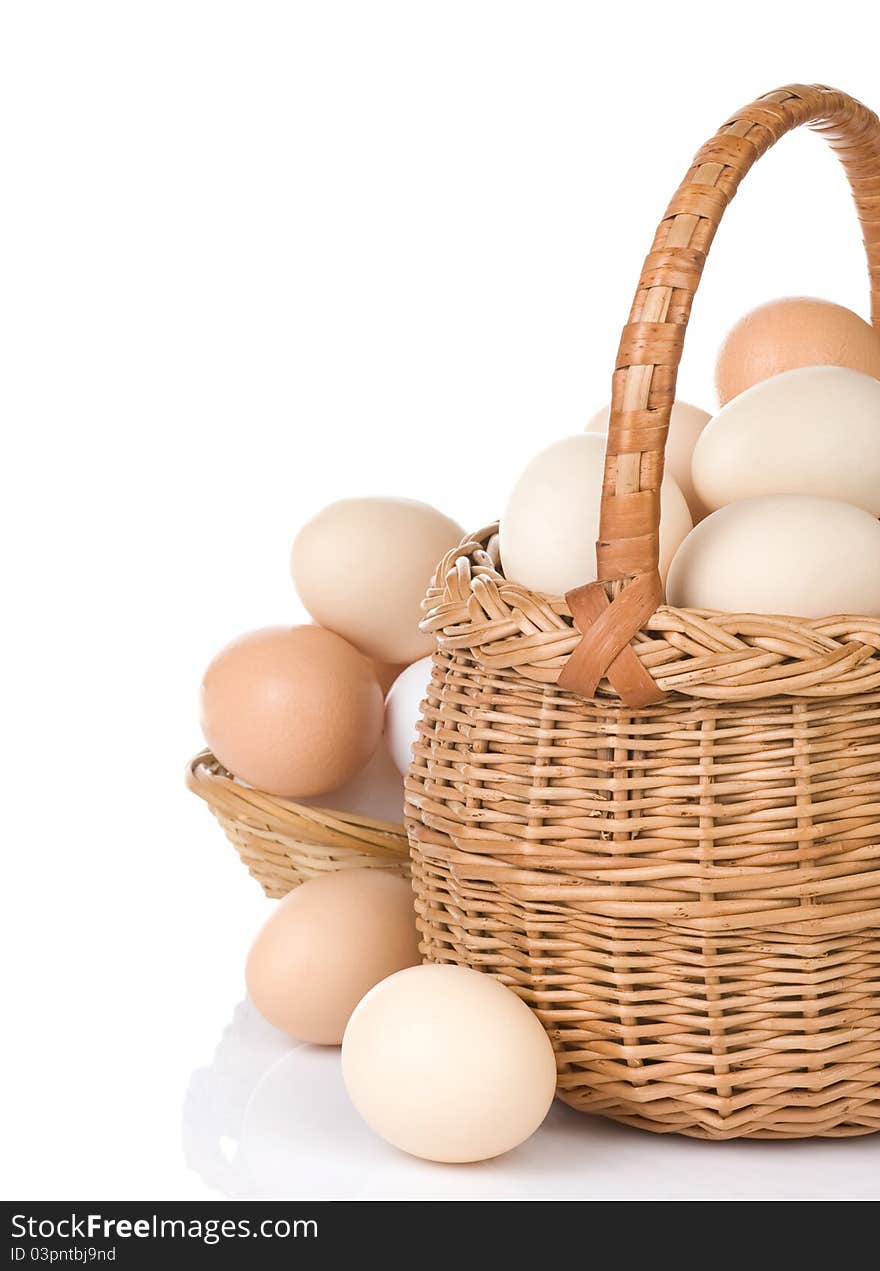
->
[407, 84, 880, 1140]
[187, 751, 410, 899]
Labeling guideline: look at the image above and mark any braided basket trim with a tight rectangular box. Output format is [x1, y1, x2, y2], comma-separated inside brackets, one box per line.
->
[421, 528, 880, 702]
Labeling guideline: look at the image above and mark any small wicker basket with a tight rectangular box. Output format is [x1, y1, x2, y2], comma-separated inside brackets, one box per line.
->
[187, 751, 410, 899]
[407, 85, 880, 1139]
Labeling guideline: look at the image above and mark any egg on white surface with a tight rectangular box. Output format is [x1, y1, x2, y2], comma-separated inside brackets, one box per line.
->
[384, 656, 434, 776]
[587, 399, 711, 520]
[665, 493, 880, 618]
[246, 870, 420, 1046]
[341, 964, 557, 1163]
[500, 433, 692, 596]
[692, 366, 880, 516]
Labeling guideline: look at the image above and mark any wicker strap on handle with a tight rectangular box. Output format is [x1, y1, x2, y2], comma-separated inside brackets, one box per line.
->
[559, 84, 880, 707]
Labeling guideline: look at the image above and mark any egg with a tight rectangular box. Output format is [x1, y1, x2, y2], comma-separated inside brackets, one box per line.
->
[587, 399, 712, 520]
[500, 433, 692, 596]
[291, 498, 464, 664]
[372, 660, 407, 695]
[342, 964, 557, 1162]
[692, 366, 880, 516]
[716, 297, 880, 405]
[246, 870, 420, 1045]
[384, 656, 434, 776]
[666, 494, 880, 617]
[301, 739, 404, 824]
[200, 625, 383, 798]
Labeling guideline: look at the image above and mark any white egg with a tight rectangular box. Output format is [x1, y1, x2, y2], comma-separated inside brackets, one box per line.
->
[692, 365, 880, 516]
[342, 964, 557, 1163]
[500, 433, 693, 596]
[666, 493, 880, 617]
[384, 656, 434, 776]
[587, 399, 711, 520]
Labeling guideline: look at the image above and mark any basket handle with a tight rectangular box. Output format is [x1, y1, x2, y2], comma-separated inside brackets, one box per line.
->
[560, 84, 880, 708]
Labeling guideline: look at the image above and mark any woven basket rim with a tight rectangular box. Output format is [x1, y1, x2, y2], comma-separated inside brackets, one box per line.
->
[186, 750, 408, 849]
[421, 526, 880, 703]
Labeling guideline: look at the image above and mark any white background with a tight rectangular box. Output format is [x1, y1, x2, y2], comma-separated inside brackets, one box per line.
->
[3, 1, 880, 1200]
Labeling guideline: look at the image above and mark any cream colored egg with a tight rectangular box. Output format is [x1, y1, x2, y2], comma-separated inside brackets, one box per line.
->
[666, 494, 880, 617]
[384, 656, 434, 775]
[692, 366, 880, 516]
[500, 433, 692, 596]
[291, 498, 464, 665]
[587, 399, 712, 520]
[246, 870, 420, 1046]
[342, 964, 557, 1163]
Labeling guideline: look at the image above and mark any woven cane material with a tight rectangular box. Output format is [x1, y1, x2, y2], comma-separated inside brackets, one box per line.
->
[421, 529, 880, 702]
[188, 751, 410, 899]
[408, 84, 880, 1138]
[408, 652, 880, 1139]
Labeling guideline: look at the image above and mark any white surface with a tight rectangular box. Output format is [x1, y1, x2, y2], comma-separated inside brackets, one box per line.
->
[3, 0, 880, 1200]
[183, 1001, 880, 1201]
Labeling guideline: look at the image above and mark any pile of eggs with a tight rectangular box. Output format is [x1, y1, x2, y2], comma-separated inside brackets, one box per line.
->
[200, 495, 462, 807]
[198, 495, 559, 1163]
[196, 294, 880, 1168]
[502, 296, 880, 618]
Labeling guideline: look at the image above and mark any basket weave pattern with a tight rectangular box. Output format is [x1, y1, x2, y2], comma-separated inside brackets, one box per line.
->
[407, 85, 880, 1138]
[188, 752, 409, 899]
[422, 529, 880, 702]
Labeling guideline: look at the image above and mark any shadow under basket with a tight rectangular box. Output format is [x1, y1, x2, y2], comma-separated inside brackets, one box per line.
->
[187, 751, 410, 899]
[406, 84, 880, 1140]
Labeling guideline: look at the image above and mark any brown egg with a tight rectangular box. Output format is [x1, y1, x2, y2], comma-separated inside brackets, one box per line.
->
[372, 660, 407, 695]
[301, 740, 404, 824]
[291, 498, 464, 664]
[246, 870, 421, 1045]
[716, 297, 880, 404]
[200, 625, 383, 798]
